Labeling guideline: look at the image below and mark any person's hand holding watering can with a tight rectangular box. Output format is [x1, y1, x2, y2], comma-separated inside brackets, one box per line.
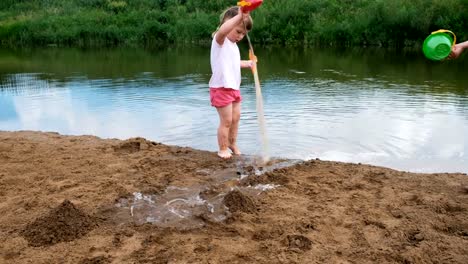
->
[449, 40, 468, 59]
[422, 29, 468, 61]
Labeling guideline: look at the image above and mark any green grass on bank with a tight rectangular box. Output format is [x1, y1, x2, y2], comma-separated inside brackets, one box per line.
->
[0, 0, 467, 48]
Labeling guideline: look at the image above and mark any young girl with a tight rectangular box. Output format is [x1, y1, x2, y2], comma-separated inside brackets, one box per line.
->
[209, 6, 253, 159]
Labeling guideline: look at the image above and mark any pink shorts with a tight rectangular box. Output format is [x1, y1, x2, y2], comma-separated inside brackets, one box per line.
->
[210, 88, 242, 107]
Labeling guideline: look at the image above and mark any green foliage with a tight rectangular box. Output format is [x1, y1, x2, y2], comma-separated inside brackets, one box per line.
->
[0, 0, 467, 47]
[106, 0, 127, 13]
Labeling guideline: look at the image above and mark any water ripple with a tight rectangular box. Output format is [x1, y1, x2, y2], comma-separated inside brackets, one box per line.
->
[2, 69, 468, 173]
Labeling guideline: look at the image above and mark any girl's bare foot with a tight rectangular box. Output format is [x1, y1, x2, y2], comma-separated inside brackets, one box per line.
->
[229, 145, 242, 155]
[218, 149, 232, 159]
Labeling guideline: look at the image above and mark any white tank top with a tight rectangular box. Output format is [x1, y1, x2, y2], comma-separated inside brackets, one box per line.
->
[209, 34, 241, 90]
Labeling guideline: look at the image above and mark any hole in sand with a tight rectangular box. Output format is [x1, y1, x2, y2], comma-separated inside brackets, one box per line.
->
[286, 235, 312, 251]
[112, 157, 299, 229]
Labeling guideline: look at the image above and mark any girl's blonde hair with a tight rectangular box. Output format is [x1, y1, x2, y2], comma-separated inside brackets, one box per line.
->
[212, 6, 253, 37]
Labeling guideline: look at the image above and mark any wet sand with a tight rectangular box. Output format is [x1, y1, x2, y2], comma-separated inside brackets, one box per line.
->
[0, 130, 467, 263]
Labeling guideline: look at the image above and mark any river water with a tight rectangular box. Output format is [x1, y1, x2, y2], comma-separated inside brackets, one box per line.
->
[0, 46, 467, 173]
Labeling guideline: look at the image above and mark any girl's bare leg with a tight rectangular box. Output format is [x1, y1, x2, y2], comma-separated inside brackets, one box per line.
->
[216, 104, 233, 159]
[229, 101, 241, 155]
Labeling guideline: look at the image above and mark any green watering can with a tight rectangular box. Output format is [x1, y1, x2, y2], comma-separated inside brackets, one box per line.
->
[422, 29, 456, 61]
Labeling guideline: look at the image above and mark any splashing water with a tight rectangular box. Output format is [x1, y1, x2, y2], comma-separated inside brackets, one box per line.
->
[114, 157, 301, 228]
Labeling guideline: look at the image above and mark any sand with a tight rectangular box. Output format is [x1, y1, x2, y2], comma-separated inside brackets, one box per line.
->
[0, 130, 467, 263]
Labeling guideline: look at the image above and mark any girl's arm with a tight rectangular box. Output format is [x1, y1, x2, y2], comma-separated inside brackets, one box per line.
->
[241, 60, 253, 68]
[215, 8, 249, 45]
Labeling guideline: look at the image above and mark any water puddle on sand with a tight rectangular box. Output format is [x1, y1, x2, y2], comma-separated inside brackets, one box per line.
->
[114, 156, 301, 229]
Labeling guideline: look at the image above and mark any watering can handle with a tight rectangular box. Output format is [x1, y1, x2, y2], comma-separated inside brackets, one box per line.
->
[431, 29, 457, 46]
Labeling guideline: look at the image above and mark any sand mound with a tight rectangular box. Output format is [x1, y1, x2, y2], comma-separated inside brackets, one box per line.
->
[113, 137, 154, 154]
[21, 200, 98, 247]
[223, 190, 257, 213]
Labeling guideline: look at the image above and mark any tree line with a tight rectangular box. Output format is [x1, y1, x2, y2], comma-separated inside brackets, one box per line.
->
[0, 0, 467, 48]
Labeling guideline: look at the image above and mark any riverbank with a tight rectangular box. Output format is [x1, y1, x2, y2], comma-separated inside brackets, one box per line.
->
[0, 130, 467, 263]
[2, 0, 467, 48]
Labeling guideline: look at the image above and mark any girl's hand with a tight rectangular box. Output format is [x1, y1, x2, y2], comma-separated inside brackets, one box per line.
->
[239, 5, 250, 14]
[238, 7, 250, 22]
[241, 60, 254, 68]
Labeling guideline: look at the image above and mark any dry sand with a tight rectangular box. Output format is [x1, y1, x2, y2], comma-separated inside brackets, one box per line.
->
[0, 130, 467, 263]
